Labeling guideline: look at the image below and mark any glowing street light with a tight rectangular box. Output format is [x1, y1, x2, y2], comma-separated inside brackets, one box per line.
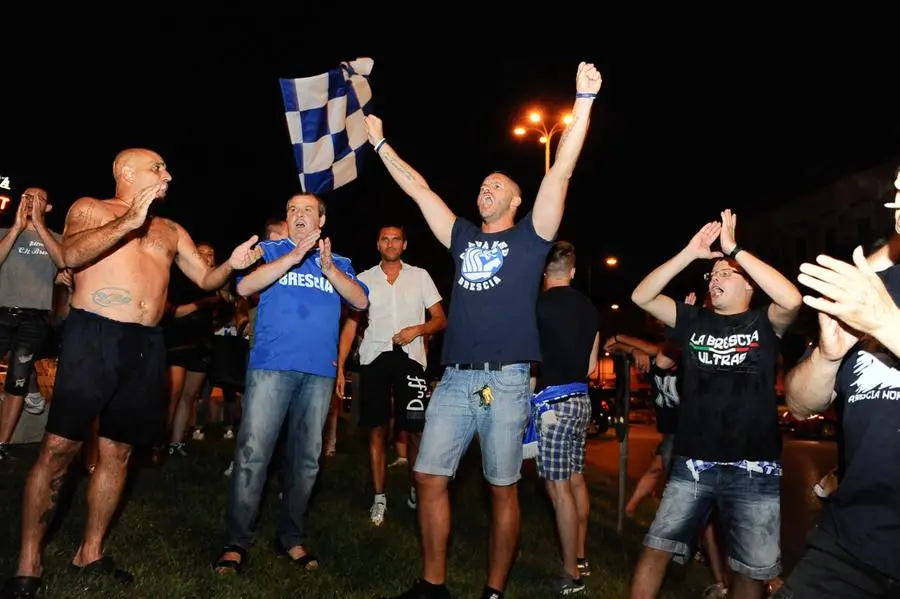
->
[610, 304, 620, 311]
[513, 109, 573, 173]
[605, 256, 618, 267]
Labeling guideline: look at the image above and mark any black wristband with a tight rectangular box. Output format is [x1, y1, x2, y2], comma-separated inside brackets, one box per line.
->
[727, 245, 743, 259]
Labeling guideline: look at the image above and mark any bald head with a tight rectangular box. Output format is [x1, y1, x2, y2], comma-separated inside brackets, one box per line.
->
[113, 148, 161, 180]
[112, 148, 171, 199]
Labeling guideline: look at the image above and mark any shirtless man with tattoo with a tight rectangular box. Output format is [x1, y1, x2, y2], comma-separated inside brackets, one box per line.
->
[0, 148, 262, 599]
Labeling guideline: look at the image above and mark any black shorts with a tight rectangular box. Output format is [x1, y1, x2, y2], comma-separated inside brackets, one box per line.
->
[167, 346, 211, 373]
[774, 526, 900, 598]
[45, 308, 167, 447]
[0, 307, 49, 395]
[359, 346, 429, 432]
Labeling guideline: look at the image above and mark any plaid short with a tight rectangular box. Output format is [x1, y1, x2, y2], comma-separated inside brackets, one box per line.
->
[536, 394, 592, 480]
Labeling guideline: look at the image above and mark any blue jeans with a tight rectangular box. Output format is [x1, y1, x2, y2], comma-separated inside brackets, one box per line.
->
[225, 368, 334, 551]
[414, 363, 531, 486]
[644, 456, 782, 580]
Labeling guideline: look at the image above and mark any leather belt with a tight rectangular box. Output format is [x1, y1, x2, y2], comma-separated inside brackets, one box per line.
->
[454, 361, 518, 372]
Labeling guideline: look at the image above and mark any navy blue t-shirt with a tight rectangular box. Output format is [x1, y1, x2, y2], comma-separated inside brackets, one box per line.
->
[441, 212, 553, 365]
[819, 264, 900, 579]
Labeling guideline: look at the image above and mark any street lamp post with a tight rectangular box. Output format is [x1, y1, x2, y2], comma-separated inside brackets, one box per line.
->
[513, 110, 573, 173]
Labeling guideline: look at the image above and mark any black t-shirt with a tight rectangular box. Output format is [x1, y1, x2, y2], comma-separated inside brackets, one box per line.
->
[535, 285, 600, 388]
[819, 264, 900, 580]
[650, 361, 680, 435]
[441, 212, 553, 365]
[669, 302, 781, 462]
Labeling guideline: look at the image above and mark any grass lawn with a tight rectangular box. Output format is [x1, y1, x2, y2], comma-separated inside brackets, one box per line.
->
[0, 426, 712, 598]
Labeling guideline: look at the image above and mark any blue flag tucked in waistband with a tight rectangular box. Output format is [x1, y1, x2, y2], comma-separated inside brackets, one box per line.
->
[523, 382, 589, 460]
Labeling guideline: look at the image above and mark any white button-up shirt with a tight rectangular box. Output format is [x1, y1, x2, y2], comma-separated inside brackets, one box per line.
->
[356, 261, 442, 370]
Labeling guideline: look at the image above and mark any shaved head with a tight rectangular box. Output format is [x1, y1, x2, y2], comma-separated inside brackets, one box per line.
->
[111, 147, 172, 201]
[113, 148, 161, 181]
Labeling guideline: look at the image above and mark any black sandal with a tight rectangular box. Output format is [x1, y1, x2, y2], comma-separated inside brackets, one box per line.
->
[70, 556, 133, 584]
[213, 545, 247, 575]
[0, 576, 42, 599]
[274, 540, 318, 570]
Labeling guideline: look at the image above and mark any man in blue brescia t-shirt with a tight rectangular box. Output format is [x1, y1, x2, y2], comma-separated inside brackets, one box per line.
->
[213, 192, 368, 576]
[364, 61, 603, 599]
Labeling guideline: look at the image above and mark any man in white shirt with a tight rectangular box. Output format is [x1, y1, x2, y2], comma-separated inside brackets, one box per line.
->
[337, 225, 446, 525]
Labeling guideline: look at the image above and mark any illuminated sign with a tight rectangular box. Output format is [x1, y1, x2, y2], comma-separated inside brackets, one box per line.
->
[0, 175, 10, 212]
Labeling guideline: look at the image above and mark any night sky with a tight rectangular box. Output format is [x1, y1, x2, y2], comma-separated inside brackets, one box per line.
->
[3, 21, 899, 335]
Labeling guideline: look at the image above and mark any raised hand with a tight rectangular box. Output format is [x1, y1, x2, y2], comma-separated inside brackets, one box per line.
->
[318, 238, 334, 275]
[289, 229, 321, 265]
[797, 246, 898, 337]
[799, 246, 899, 338]
[816, 311, 859, 362]
[228, 235, 264, 270]
[720, 209, 738, 255]
[30, 195, 46, 227]
[364, 115, 384, 147]
[123, 183, 164, 230]
[685, 222, 724, 260]
[13, 197, 28, 232]
[576, 61, 603, 95]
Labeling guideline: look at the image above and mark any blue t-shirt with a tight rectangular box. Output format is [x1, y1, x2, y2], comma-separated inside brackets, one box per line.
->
[441, 211, 553, 365]
[819, 264, 900, 579]
[243, 238, 368, 378]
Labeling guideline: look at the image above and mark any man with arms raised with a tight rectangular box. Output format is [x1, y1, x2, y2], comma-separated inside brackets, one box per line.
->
[628, 211, 803, 599]
[0, 148, 261, 599]
[365, 61, 602, 599]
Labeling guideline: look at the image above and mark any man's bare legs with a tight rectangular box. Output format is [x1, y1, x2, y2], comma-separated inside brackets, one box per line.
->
[370, 425, 388, 495]
[629, 547, 673, 598]
[625, 455, 664, 516]
[72, 437, 132, 567]
[169, 370, 207, 448]
[416, 472, 451, 584]
[487, 482, 519, 592]
[545, 479, 580, 579]
[570, 473, 590, 566]
[702, 521, 729, 591]
[0, 392, 27, 446]
[406, 432, 421, 491]
[15, 433, 82, 577]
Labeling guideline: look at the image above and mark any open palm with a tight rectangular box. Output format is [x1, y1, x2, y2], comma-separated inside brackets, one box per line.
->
[229, 235, 264, 270]
[686, 222, 724, 260]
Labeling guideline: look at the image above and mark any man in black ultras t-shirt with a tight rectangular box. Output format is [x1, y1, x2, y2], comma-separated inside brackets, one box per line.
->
[628, 211, 803, 599]
[775, 170, 900, 598]
[534, 241, 600, 595]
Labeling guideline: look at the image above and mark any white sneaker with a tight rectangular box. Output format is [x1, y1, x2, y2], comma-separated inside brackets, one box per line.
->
[369, 501, 386, 526]
[387, 457, 408, 468]
[23, 392, 45, 415]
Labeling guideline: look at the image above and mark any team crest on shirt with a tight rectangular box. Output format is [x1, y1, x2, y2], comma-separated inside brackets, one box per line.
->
[458, 240, 509, 291]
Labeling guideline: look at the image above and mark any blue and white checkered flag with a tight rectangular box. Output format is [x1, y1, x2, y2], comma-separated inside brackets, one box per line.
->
[279, 57, 375, 194]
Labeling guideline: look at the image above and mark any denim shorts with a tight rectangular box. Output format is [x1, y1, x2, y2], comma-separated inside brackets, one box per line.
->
[414, 363, 531, 486]
[644, 456, 782, 580]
